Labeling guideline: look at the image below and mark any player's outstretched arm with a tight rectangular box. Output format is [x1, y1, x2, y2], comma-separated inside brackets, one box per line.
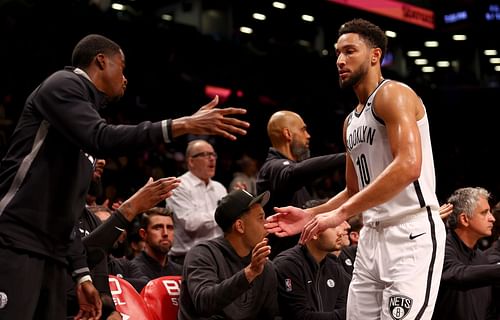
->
[171, 95, 250, 141]
[118, 176, 181, 221]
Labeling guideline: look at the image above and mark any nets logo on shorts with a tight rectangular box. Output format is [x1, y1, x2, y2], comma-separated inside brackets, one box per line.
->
[388, 295, 412, 320]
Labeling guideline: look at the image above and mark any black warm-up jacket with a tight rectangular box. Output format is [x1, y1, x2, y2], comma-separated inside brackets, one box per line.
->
[0, 67, 166, 264]
[432, 231, 500, 320]
[273, 244, 350, 320]
[256, 148, 345, 258]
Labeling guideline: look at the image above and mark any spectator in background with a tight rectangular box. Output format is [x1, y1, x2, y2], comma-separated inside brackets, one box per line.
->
[229, 153, 259, 195]
[167, 139, 227, 266]
[178, 189, 279, 320]
[131, 207, 181, 291]
[0, 33, 249, 320]
[256, 110, 345, 259]
[273, 221, 351, 320]
[432, 187, 500, 320]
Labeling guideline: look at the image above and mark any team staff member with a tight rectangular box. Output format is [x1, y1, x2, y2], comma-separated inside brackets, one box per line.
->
[432, 187, 500, 320]
[257, 110, 345, 258]
[0, 34, 248, 319]
[265, 19, 446, 319]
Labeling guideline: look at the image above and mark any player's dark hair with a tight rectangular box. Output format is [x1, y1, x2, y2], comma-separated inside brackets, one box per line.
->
[338, 18, 388, 61]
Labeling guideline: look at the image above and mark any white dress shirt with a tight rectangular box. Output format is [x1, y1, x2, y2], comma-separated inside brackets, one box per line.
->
[167, 171, 227, 257]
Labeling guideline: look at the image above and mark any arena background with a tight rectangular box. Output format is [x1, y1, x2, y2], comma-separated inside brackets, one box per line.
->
[1, 0, 499, 204]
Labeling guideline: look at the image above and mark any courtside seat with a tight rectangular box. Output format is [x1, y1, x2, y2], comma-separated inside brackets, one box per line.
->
[109, 275, 155, 320]
[140, 275, 182, 320]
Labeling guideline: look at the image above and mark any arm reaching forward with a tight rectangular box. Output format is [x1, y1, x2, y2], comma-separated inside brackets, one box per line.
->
[172, 95, 250, 141]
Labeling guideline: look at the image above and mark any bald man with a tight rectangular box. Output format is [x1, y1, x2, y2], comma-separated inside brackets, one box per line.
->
[166, 139, 227, 266]
[256, 110, 345, 258]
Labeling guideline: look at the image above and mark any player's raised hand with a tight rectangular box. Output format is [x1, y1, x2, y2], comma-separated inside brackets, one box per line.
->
[264, 206, 312, 237]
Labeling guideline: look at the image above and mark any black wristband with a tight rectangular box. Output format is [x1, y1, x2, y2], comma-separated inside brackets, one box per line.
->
[113, 208, 130, 226]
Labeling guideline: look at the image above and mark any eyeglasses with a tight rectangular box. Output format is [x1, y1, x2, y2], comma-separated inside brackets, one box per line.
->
[191, 151, 217, 159]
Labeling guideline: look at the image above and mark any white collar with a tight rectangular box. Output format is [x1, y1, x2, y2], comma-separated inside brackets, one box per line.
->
[73, 68, 92, 82]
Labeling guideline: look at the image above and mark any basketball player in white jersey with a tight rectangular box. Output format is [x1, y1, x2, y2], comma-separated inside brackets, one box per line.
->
[264, 18, 446, 320]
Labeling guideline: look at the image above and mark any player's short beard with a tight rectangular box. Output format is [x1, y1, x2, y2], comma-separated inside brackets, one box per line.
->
[291, 140, 310, 162]
[338, 62, 368, 89]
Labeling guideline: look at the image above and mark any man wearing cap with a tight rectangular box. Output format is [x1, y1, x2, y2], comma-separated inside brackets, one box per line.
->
[178, 189, 279, 320]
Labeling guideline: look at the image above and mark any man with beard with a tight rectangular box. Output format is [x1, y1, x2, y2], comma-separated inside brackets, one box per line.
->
[256, 110, 345, 258]
[273, 221, 351, 320]
[265, 19, 446, 320]
[131, 207, 181, 285]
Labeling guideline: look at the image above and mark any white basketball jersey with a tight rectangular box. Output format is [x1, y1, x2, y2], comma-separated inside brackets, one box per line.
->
[345, 79, 439, 224]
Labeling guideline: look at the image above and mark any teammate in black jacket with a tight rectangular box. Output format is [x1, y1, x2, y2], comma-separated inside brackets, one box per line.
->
[0, 34, 249, 319]
[273, 221, 351, 320]
[179, 189, 279, 320]
[256, 110, 345, 258]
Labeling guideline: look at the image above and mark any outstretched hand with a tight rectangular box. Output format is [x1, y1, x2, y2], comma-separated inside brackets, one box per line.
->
[118, 176, 181, 221]
[182, 95, 250, 140]
[264, 206, 312, 237]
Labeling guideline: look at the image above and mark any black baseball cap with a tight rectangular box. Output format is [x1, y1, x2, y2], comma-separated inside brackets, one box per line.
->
[215, 189, 270, 231]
